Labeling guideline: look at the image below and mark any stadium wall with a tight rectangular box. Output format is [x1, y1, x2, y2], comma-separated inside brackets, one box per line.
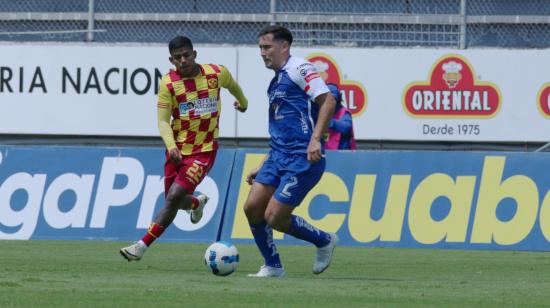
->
[1, 43, 550, 142]
[1, 145, 550, 251]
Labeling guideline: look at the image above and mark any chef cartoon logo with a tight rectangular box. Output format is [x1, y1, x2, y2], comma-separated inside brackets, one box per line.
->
[403, 54, 501, 118]
[306, 53, 368, 117]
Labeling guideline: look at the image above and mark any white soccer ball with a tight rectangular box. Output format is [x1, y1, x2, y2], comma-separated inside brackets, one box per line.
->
[204, 241, 239, 276]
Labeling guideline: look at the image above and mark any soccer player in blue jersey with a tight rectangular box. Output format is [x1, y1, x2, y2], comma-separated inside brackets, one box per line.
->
[244, 25, 338, 278]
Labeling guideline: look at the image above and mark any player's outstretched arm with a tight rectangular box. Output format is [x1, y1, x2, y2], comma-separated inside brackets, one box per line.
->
[228, 80, 248, 113]
[233, 100, 247, 113]
[219, 65, 248, 112]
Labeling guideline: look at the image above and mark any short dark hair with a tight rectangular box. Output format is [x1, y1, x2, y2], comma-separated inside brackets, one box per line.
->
[168, 35, 193, 53]
[258, 25, 293, 46]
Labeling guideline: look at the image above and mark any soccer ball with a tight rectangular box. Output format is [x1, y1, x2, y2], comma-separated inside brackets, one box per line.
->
[204, 241, 239, 276]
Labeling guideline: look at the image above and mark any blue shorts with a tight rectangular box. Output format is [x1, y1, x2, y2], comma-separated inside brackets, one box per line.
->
[255, 150, 325, 206]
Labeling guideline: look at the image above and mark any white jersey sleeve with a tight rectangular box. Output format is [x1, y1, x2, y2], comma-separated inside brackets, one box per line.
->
[286, 57, 330, 101]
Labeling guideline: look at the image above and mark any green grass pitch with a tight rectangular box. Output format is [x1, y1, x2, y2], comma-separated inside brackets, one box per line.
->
[1, 240, 549, 307]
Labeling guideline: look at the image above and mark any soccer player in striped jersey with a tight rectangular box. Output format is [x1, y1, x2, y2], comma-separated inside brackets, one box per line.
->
[120, 35, 248, 261]
[244, 26, 339, 277]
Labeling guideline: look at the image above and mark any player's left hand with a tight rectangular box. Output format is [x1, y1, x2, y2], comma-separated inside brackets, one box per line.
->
[234, 101, 247, 113]
[245, 167, 260, 185]
[307, 139, 323, 163]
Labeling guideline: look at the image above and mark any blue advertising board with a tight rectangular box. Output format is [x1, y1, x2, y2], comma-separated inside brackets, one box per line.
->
[221, 149, 550, 251]
[2, 145, 550, 251]
[0, 146, 234, 243]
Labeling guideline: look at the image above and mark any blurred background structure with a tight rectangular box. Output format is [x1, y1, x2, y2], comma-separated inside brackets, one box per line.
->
[1, 0, 549, 151]
[1, 0, 549, 48]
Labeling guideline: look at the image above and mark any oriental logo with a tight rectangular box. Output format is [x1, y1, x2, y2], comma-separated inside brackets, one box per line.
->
[537, 82, 550, 118]
[306, 53, 367, 117]
[403, 54, 501, 118]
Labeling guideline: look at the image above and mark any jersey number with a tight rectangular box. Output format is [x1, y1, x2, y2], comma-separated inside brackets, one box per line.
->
[186, 162, 204, 185]
[280, 176, 298, 198]
[273, 104, 284, 120]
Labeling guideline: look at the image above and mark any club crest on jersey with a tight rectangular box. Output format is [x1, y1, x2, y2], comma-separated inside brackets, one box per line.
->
[207, 78, 218, 89]
[403, 54, 501, 118]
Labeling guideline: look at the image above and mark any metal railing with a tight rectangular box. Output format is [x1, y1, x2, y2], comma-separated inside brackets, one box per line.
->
[0, 0, 549, 48]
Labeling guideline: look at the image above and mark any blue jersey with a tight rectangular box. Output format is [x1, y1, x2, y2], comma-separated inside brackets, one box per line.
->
[267, 56, 330, 154]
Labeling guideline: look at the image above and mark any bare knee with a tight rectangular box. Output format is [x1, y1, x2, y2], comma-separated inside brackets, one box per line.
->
[264, 208, 289, 232]
[165, 192, 182, 210]
[244, 199, 265, 223]
[243, 183, 273, 223]
[165, 184, 190, 210]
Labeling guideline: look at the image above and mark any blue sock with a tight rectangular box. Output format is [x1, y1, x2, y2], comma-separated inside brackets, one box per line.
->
[287, 215, 331, 248]
[250, 220, 282, 268]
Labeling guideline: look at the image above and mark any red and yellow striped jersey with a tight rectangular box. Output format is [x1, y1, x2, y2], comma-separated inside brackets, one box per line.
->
[157, 64, 243, 155]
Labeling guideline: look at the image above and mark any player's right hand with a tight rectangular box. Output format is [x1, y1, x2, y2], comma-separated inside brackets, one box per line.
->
[168, 147, 182, 164]
[307, 139, 323, 163]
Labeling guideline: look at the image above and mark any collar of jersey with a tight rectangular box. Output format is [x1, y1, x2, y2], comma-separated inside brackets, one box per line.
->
[276, 55, 292, 74]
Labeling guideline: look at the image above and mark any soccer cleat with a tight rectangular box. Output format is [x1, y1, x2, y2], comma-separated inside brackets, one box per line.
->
[190, 194, 209, 224]
[247, 265, 285, 278]
[313, 233, 339, 274]
[120, 241, 147, 262]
